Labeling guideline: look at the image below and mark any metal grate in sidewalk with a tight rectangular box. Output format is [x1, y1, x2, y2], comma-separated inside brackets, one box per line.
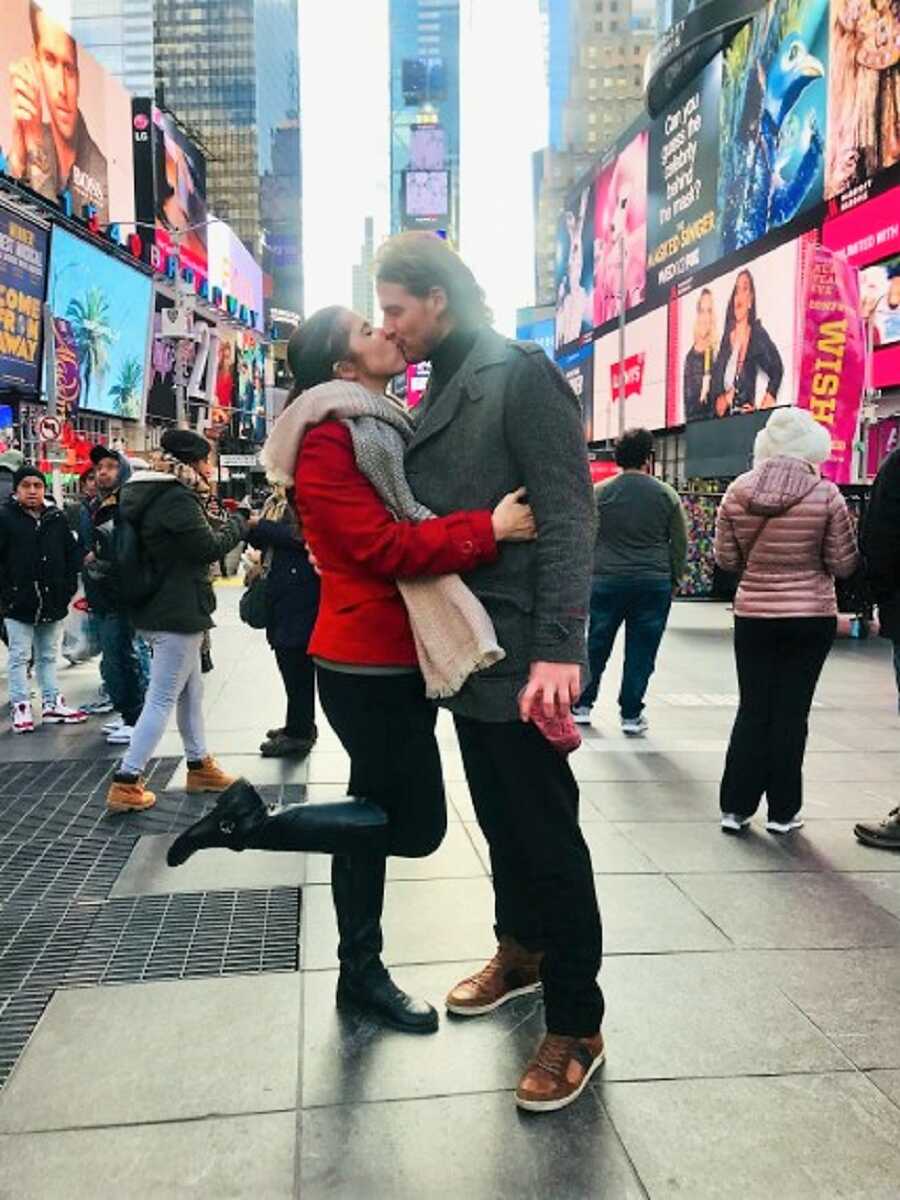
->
[0, 837, 134, 908]
[64, 888, 301, 987]
[0, 899, 102, 995]
[0, 991, 52, 1088]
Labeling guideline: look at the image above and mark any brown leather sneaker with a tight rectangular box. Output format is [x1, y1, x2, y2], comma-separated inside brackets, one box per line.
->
[106, 777, 156, 813]
[515, 1031, 605, 1112]
[186, 756, 235, 794]
[445, 937, 543, 1016]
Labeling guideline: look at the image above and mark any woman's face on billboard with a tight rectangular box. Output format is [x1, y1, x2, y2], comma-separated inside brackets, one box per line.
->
[733, 272, 753, 322]
[696, 291, 714, 340]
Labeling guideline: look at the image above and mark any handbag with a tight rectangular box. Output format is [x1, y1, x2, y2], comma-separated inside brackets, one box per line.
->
[239, 551, 272, 630]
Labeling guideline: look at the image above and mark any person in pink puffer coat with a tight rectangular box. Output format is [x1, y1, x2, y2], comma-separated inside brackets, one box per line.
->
[714, 407, 859, 835]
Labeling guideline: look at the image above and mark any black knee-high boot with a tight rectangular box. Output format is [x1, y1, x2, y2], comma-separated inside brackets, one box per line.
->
[166, 779, 390, 867]
[331, 852, 438, 1034]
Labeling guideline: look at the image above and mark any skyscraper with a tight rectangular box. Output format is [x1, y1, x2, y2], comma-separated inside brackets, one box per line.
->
[389, 0, 460, 244]
[70, 0, 304, 317]
[352, 218, 375, 323]
[533, 0, 658, 304]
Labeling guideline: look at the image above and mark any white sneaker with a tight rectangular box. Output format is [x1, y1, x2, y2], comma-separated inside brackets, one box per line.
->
[102, 716, 125, 734]
[106, 724, 135, 745]
[621, 715, 649, 737]
[571, 705, 593, 725]
[11, 701, 34, 734]
[721, 813, 752, 833]
[766, 817, 804, 834]
[41, 695, 88, 725]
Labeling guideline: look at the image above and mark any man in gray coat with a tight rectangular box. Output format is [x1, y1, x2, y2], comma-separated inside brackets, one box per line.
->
[377, 232, 604, 1114]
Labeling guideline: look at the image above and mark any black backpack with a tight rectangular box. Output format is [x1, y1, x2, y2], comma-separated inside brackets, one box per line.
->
[113, 494, 165, 609]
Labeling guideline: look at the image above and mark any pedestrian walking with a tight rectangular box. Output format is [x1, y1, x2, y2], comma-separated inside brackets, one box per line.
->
[167, 304, 536, 1035]
[854, 444, 900, 850]
[0, 465, 86, 733]
[374, 231, 604, 1113]
[105, 430, 247, 813]
[715, 407, 858, 835]
[82, 446, 147, 746]
[246, 484, 321, 759]
[571, 427, 687, 735]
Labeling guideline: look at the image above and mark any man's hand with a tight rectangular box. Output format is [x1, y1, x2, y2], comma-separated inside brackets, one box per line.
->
[519, 661, 582, 722]
[8, 58, 42, 176]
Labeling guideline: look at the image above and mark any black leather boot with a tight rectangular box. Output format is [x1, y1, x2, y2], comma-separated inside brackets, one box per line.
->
[332, 853, 438, 1034]
[167, 779, 268, 866]
[166, 779, 390, 867]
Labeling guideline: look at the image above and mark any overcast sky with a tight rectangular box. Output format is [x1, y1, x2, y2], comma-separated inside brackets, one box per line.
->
[300, 0, 546, 334]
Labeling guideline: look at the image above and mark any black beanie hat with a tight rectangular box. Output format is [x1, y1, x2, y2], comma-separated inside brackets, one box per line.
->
[160, 429, 211, 464]
[13, 465, 45, 489]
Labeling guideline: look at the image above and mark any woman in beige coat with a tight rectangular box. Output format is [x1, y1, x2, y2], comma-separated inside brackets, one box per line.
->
[714, 408, 859, 834]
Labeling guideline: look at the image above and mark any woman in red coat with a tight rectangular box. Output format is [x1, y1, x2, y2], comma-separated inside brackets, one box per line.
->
[168, 306, 535, 1033]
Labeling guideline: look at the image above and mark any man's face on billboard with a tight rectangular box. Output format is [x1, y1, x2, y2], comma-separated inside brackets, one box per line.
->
[33, 13, 79, 146]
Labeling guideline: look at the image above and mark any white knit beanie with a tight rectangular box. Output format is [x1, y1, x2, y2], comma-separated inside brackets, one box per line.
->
[753, 407, 832, 466]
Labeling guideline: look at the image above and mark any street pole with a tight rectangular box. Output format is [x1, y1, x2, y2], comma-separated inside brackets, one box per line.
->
[617, 227, 626, 439]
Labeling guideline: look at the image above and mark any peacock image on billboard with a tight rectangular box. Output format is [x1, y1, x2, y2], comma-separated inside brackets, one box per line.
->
[718, 0, 830, 256]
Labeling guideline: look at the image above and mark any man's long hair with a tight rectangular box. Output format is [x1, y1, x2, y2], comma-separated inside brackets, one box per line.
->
[375, 232, 492, 329]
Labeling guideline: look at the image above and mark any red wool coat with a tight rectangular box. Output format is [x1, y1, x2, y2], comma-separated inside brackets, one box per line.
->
[294, 421, 498, 666]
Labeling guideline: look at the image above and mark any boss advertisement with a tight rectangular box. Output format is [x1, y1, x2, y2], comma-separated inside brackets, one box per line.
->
[0, 0, 135, 228]
[0, 208, 46, 390]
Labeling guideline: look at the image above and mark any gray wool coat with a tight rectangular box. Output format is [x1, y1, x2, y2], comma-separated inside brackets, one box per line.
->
[405, 326, 595, 722]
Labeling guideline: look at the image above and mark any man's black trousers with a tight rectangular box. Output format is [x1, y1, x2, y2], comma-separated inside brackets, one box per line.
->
[454, 715, 604, 1038]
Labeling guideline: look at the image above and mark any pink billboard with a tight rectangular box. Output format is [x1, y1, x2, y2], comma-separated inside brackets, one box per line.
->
[795, 245, 866, 485]
[593, 130, 649, 328]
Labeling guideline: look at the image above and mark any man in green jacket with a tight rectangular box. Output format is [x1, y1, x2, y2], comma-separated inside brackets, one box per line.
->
[572, 427, 688, 735]
[105, 430, 248, 812]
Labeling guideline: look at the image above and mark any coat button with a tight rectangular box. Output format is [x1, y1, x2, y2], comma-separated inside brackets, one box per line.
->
[462, 540, 474, 554]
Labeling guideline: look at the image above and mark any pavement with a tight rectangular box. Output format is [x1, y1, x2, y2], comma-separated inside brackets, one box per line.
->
[1, 587, 900, 1198]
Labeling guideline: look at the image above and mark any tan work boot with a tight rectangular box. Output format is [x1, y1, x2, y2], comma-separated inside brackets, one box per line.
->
[515, 1031, 605, 1112]
[186, 756, 236, 794]
[446, 937, 543, 1016]
[106, 775, 156, 813]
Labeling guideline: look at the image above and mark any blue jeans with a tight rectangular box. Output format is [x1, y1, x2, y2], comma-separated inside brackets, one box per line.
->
[4, 618, 63, 706]
[97, 612, 147, 727]
[578, 577, 673, 719]
[122, 630, 207, 775]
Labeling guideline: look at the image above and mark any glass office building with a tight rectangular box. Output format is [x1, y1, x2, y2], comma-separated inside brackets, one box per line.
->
[389, 0, 460, 243]
[70, 0, 303, 315]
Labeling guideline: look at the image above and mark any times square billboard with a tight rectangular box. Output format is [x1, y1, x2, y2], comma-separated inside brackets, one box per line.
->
[555, 0, 900, 442]
[0, 0, 135, 229]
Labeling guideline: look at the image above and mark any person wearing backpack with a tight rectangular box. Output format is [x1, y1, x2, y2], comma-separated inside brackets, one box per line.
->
[105, 430, 248, 812]
[82, 445, 147, 745]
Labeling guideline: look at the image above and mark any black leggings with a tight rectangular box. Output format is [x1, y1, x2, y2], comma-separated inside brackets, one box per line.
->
[273, 645, 316, 738]
[316, 667, 446, 858]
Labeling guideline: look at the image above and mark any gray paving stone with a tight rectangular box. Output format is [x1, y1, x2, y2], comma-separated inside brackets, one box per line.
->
[869, 1070, 900, 1109]
[579, 821, 659, 874]
[602, 1073, 900, 1199]
[300, 1090, 644, 1199]
[601, 952, 849, 1081]
[579, 778, 721, 821]
[301, 962, 545, 1108]
[747, 949, 900, 1070]
[445, 779, 476, 821]
[615, 819, 799, 873]
[0, 974, 301, 1132]
[300, 877, 497, 970]
[773, 821, 900, 873]
[303, 822, 486, 885]
[111, 834, 307, 896]
[600, 874, 729, 954]
[164, 754, 309, 791]
[0, 1112, 296, 1199]
[571, 750, 726, 783]
[674, 871, 900, 949]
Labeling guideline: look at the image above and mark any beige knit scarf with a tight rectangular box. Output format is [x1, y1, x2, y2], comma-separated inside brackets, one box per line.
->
[260, 379, 504, 698]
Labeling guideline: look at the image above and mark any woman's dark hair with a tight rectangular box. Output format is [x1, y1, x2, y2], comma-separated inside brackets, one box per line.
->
[375, 232, 493, 329]
[286, 306, 352, 402]
[615, 427, 654, 470]
[724, 269, 757, 332]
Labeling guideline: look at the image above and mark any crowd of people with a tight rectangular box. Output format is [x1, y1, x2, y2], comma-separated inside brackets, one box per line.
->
[2, 231, 900, 1115]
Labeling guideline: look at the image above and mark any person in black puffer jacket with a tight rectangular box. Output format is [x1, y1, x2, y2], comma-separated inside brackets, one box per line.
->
[247, 485, 320, 758]
[0, 466, 86, 733]
[105, 430, 248, 813]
